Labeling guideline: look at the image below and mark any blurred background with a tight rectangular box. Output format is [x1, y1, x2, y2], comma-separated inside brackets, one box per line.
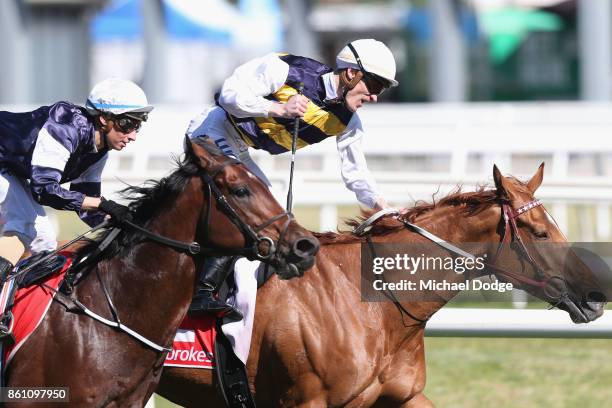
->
[2, 1, 612, 406]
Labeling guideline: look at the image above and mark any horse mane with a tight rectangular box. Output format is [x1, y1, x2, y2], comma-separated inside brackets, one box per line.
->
[314, 186, 503, 245]
[76, 138, 222, 261]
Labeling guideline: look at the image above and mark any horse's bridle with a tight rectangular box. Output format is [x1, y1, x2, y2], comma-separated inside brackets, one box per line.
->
[199, 159, 293, 261]
[483, 199, 568, 301]
[364, 198, 570, 326]
[122, 158, 294, 263]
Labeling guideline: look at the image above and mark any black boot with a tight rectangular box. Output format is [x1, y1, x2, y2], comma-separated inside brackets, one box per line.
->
[189, 256, 243, 321]
[0, 256, 15, 339]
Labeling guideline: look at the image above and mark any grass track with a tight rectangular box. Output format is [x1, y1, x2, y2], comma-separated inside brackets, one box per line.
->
[425, 337, 612, 407]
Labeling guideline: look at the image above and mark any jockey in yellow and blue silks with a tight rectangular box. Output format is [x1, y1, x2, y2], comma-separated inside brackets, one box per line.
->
[0, 78, 153, 336]
[185, 39, 398, 319]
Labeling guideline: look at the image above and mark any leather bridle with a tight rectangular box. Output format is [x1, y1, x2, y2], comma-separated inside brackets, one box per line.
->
[482, 199, 569, 301]
[198, 159, 294, 261]
[122, 158, 294, 262]
[363, 198, 570, 326]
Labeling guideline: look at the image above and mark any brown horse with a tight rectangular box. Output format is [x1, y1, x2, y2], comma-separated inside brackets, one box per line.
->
[158, 164, 606, 407]
[4, 139, 319, 407]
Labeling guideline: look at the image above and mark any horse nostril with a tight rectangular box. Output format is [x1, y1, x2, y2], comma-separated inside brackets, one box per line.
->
[292, 236, 320, 257]
[587, 291, 607, 303]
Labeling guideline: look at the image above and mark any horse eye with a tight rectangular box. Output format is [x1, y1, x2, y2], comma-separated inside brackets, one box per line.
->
[534, 230, 549, 240]
[232, 187, 250, 198]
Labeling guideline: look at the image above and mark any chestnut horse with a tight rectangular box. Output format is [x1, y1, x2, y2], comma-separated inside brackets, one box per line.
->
[158, 164, 606, 407]
[4, 139, 319, 407]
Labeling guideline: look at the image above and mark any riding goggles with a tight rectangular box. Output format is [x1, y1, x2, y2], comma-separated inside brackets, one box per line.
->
[346, 43, 392, 96]
[113, 112, 147, 133]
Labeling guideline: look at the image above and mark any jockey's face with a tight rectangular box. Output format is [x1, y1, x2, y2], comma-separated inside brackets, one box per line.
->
[344, 69, 378, 112]
[99, 116, 139, 151]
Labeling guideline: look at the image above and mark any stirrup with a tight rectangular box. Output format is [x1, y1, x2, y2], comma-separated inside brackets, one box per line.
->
[0, 313, 15, 346]
[221, 307, 243, 322]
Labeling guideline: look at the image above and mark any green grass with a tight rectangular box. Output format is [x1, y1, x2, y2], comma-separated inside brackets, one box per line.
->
[424, 337, 612, 408]
[153, 338, 612, 408]
[153, 394, 181, 408]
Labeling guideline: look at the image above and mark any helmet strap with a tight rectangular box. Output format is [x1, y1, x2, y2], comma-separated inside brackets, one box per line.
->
[103, 131, 110, 150]
[339, 69, 363, 103]
[93, 115, 113, 150]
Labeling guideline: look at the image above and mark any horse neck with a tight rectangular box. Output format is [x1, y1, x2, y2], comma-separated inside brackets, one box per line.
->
[382, 203, 502, 326]
[97, 178, 204, 328]
[410, 202, 501, 245]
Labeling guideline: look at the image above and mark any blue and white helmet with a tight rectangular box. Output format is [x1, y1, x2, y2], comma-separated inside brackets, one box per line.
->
[85, 78, 153, 118]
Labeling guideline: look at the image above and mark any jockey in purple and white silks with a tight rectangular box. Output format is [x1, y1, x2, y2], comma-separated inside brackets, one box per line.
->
[0, 78, 153, 336]
[184, 39, 399, 321]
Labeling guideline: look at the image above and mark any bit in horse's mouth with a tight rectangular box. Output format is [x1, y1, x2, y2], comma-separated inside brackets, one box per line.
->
[287, 263, 300, 278]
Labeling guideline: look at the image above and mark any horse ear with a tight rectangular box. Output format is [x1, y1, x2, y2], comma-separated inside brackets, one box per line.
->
[190, 139, 218, 170]
[493, 164, 509, 199]
[527, 162, 544, 194]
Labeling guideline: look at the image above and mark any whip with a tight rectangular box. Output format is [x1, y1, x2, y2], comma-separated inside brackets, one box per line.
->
[286, 82, 304, 213]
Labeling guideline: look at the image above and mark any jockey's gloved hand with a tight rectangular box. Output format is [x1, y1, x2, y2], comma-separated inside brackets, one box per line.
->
[98, 197, 132, 225]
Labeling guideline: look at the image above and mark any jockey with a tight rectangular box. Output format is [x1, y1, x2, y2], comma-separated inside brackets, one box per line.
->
[0, 78, 153, 335]
[185, 39, 398, 318]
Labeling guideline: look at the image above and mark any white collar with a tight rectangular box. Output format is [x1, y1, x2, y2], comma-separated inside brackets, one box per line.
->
[322, 72, 339, 101]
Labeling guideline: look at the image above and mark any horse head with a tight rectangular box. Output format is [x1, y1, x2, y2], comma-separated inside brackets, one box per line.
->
[188, 139, 319, 279]
[491, 163, 607, 322]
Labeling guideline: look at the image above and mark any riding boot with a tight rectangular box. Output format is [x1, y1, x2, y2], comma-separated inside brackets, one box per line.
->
[0, 256, 15, 339]
[188, 256, 243, 321]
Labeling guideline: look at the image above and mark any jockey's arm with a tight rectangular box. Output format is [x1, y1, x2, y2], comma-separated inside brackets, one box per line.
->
[336, 115, 386, 209]
[29, 127, 106, 226]
[218, 53, 304, 119]
[70, 156, 107, 226]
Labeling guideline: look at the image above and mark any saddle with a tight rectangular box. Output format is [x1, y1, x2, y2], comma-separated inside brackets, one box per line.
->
[0, 252, 71, 342]
[14, 251, 69, 288]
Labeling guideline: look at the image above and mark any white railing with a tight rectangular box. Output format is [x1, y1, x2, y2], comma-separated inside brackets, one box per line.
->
[96, 102, 612, 236]
[3, 102, 611, 236]
[426, 308, 612, 338]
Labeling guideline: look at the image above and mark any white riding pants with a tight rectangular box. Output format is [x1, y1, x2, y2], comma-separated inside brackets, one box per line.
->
[186, 106, 271, 186]
[0, 170, 57, 254]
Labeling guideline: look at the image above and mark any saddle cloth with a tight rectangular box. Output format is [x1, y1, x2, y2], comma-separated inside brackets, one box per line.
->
[164, 258, 261, 368]
[3, 254, 73, 365]
[2, 252, 260, 370]
[164, 315, 216, 369]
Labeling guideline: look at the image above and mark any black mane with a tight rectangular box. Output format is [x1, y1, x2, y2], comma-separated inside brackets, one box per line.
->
[76, 138, 221, 261]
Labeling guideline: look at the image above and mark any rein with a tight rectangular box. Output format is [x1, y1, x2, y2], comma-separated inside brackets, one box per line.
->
[356, 199, 567, 324]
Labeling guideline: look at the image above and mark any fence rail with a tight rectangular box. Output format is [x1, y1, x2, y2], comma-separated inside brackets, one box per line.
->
[4, 102, 612, 235]
[425, 308, 612, 338]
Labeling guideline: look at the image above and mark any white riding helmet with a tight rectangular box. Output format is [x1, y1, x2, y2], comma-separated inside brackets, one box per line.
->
[85, 78, 153, 117]
[336, 39, 399, 88]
